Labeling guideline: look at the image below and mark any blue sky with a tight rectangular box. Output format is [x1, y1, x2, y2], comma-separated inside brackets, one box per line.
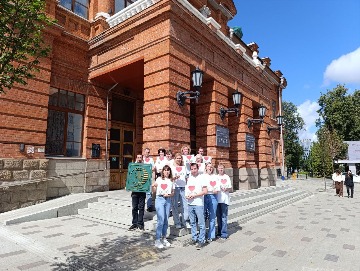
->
[229, 0, 360, 141]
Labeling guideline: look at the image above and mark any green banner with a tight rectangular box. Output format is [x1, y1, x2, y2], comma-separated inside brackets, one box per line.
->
[126, 163, 152, 192]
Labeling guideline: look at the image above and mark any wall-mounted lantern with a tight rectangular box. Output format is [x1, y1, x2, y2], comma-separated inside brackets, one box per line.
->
[177, 67, 204, 106]
[267, 115, 283, 134]
[247, 105, 267, 128]
[219, 89, 242, 120]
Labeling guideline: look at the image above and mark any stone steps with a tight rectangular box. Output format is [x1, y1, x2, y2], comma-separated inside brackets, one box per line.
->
[77, 185, 312, 240]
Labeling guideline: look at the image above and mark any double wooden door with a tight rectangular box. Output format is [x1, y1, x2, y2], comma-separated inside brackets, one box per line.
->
[109, 126, 135, 190]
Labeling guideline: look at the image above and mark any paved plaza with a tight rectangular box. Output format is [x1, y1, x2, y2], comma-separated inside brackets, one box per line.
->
[0, 178, 359, 271]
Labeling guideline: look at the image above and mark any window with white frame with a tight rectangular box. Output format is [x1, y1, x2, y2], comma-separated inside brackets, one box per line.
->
[45, 87, 85, 157]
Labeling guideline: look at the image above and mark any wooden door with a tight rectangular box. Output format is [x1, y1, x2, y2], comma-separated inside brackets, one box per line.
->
[109, 126, 135, 190]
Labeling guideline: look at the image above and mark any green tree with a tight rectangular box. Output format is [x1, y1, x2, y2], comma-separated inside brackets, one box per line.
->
[310, 127, 348, 177]
[317, 85, 360, 141]
[0, 0, 53, 94]
[282, 101, 305, 173]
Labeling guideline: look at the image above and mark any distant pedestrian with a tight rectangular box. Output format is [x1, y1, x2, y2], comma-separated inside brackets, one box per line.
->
[344, 170, 354, 198]
[216, 164, 232, 239]
[152, 165, 174, 249]
[332, 170, 344, 197]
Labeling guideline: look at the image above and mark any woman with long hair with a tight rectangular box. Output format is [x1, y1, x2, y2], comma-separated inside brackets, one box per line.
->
[203, 162, 220, 242]
[152, 165, 174, 248]
[171, 153, 189, 228]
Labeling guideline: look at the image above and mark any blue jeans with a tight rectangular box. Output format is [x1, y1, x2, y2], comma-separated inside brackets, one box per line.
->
[188, 205, 205, 243]
[171, 187, 189, 226]
[146, 192, 152, 209]
[204, 194, 218, 239]
[155, 196, 171, 240]
[216, 203, 229, 238]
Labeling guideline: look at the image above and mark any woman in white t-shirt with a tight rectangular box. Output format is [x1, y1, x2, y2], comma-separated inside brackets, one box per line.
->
[216, 164, 232, 239]
[152, 165, 174, 249]
[155, 148, 167, 178]
[203, 162, 220, 242]
[171, 153, 189, 229]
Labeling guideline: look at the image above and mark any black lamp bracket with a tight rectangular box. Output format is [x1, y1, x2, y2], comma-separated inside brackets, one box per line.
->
[177, 90, 200, 106]
[220, 107, 239, 120]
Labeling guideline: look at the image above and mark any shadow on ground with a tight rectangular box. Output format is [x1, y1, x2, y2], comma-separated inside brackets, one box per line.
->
[50, 232, 170, 271]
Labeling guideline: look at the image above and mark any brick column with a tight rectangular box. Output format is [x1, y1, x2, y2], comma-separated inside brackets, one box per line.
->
[197, 80, 231, 167]
[143, 54, 191, 155]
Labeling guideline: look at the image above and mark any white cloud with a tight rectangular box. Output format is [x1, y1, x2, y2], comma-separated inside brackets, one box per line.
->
[297, 100, 320, 142]
[323, 47, 360, 86]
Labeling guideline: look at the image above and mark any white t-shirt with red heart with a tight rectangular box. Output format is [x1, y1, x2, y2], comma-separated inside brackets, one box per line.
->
[171, 165, 187, 187]
[186, 173, 207, 206]
[203, 173, 220, 194]
[143, 156, 154, 167]
[155, 177, 174, 196]
[216, 174, 232, 205]
[155, 156, 167, 173]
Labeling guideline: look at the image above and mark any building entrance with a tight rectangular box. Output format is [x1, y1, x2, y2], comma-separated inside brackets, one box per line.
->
[109, 126, 135, 190]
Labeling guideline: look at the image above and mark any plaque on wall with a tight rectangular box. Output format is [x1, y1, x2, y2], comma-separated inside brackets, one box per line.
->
[91, 143, 100, 158]
[126, 163, 152, 192]
[246, 134, 255, 152]
[216, 125, 230, 147]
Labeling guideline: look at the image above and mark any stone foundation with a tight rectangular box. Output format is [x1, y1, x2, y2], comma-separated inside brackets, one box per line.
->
[46, 158, 109, 198]
[233, 167, 278, 190]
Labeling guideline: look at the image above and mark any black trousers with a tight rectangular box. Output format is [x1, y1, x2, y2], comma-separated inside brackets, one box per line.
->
[131, 192, 146, 226]
[346, 185, 354, 198]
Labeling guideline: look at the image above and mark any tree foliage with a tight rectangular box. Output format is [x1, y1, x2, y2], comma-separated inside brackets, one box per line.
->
[310, 126, 348, 177]
[282, 101, 305, 172]
[317, 85, 360, 141]
[0, 0, 53, 93]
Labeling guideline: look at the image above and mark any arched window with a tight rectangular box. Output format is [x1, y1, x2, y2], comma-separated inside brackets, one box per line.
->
[60, 0, 89, 19]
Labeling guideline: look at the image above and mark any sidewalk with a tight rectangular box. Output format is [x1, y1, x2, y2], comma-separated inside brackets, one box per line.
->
[0, 178, 358, 271]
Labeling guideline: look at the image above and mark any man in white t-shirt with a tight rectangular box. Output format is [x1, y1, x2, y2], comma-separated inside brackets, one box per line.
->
[216, 164, 232, 239]
[143, 147, 155, 212]
[186, 163, 208, 249]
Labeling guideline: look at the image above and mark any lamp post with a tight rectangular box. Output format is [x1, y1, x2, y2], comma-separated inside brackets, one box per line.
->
[219, 89, 242, 120]
[177, 67, 204, 106]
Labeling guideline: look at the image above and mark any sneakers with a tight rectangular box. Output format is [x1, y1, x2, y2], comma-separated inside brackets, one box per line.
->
[196, 242, 204, 250]
[128, 224, 137, 231]
[185, 222, 191, 229]
[162, 238, 171, 247]
[206, 238, 213, 243]
[154, 240, 164, 249]
[175, 224, 182, 229]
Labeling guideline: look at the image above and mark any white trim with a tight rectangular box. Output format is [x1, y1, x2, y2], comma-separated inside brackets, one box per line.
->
[106, 0, 161, 27]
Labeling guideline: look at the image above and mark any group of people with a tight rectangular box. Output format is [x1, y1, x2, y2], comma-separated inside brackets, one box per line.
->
[129, 146, 232, 250]
[332, 169, 354, 198]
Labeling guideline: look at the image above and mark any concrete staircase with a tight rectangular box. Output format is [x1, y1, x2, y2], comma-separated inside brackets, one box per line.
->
[77, 185, 311, 238]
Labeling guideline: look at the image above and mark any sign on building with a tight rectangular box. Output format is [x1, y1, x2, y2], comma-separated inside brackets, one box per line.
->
[216, 125, 230, 147]
[246, 134, 255, 152]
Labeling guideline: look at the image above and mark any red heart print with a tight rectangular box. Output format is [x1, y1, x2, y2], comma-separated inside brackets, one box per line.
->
[145, 158, 150, 162]
[187, 155, 192, 160]
[221, 179, 227, 184]
[188, 186, 195, 191]
[204, 156, 209, 161]
[176, 166, 182, 172]
[160, 157, 164, 161]
[161, 184, 168, 190]
[210, 181, 216, 187]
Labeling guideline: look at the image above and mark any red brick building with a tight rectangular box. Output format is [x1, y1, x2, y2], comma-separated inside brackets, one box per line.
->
[0, 0, 286, 202]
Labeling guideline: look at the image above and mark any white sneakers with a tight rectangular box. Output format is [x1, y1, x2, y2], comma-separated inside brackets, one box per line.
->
[154, 240, 164, 249]
[162, 238, 171, 247]
[154, 238, 171, 248]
